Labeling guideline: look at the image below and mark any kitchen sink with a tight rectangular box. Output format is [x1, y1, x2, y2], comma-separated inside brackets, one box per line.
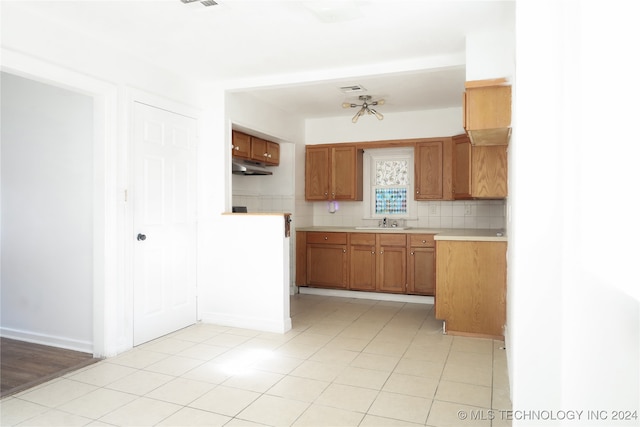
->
[354, 226, 411, 230]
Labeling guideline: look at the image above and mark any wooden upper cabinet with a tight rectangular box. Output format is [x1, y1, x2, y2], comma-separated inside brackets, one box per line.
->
[266, 141, 280, 165]
[332, 145, 362, 200]
[232, 131, 279, 165]
[453, 134, 472, 199]
[251, 137, 280, 166]
[453, 133, 507, 199]
[305, 145, 363, 201]
[305, 146, 331, 200]
[463, 78, 512, 146]
[472, 145, 508, 198]
[415, 139, 445, 200]
[231, 130, 251, 159]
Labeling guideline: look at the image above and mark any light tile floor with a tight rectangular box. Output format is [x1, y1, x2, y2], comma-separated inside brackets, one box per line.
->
[0, 294, 512, 426]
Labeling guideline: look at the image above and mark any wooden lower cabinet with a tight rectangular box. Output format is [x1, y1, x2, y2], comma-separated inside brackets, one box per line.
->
[347, 233, 407, 293]
[305, 232, 348, 289]
[376, 234, 407, 293]
[408, 234, 436, 296]
[349, 233, 377, 291]
[435, 240, 507, 339]
[298, 231, 436, 296]
[349, 233, 407, 293]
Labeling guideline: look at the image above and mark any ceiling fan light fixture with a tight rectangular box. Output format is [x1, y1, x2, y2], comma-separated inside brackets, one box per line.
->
[352, 108, 365, 123]
[344, 95, 385, 123]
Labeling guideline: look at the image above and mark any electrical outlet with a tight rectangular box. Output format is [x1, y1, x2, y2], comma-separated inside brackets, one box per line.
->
[429, 205, 437, 215]
[465, 205, 472, 215]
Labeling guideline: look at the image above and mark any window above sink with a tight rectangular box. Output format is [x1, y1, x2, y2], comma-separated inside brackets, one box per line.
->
[363, 148, 417, 221]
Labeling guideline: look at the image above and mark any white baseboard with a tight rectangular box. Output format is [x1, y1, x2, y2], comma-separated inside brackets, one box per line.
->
[298, 287, 434, 304]
[0, 327, 93, 353]
[200, 313, 292, 334]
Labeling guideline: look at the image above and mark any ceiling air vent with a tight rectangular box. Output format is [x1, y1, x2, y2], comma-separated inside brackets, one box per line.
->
[339, 85, 366, 94]
[181, 0, 218, 6]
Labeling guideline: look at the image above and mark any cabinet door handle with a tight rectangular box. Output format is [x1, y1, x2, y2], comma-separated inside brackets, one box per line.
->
[410, 251, 414, 255]
[343, 249, 346, 253]
[324, 236, 328, 240]
[422, 240, 427, 243]
[380, 251, 384, 254]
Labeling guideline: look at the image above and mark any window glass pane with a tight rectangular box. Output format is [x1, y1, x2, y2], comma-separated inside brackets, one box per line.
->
[375, 188, 407, 214]
[375, 160, 409, 185]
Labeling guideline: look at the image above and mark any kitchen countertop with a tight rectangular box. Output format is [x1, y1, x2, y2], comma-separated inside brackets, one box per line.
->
[295, 226, 507, 242]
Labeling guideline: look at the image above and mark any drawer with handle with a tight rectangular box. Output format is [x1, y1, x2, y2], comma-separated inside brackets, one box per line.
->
[409, 234, 435, 247]
[306, 232, 348, 245]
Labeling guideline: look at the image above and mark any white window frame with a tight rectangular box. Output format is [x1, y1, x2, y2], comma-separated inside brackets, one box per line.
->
[362, 147, 417, 220]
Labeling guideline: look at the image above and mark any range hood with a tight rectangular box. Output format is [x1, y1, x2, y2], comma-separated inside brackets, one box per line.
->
[232, 159, 273, 176]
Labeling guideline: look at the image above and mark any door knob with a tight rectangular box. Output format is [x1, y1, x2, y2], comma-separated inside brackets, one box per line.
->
[137, 233, 147, 241]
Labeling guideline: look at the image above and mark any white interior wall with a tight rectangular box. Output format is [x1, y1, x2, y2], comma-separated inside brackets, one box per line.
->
[510, 1, 639, 423]
[465, 30, 515, 82]
[1, 6, 207, 356]
[1, 72, 94, 351]
[200, 214, 291, 333]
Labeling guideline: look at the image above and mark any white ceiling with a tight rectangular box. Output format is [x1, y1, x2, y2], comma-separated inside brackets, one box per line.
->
[4, 0, 515, 118]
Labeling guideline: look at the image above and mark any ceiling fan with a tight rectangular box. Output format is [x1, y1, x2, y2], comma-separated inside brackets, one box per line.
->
[342, 95, 385, 123]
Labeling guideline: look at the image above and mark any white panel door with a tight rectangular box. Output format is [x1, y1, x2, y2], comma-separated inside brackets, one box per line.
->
[133, 102, 197, 346]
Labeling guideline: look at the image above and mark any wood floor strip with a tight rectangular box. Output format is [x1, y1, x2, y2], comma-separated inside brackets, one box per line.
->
[0, 337, 101, 398]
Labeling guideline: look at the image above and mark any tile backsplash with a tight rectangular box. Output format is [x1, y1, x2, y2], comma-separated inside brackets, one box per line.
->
[234, 195, 505, 230]
[310, 199, 506, 229]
